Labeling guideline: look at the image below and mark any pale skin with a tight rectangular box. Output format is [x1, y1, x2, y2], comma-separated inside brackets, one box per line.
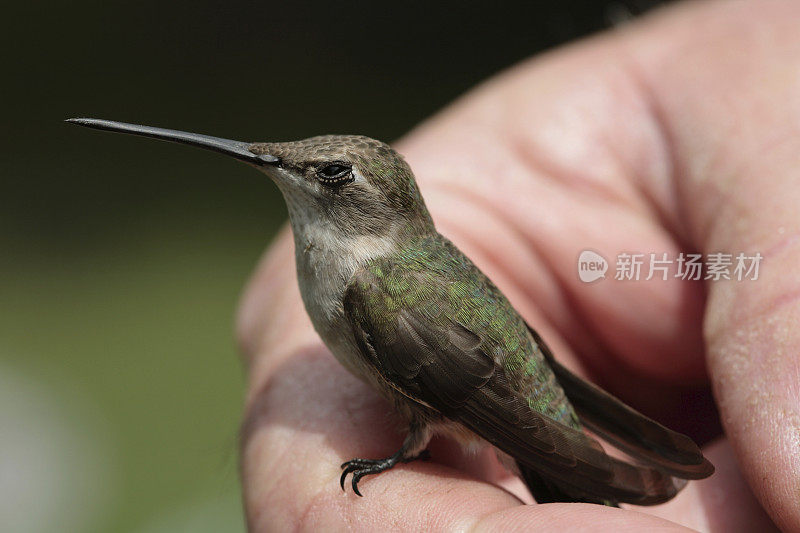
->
[236, 1, 799, 530]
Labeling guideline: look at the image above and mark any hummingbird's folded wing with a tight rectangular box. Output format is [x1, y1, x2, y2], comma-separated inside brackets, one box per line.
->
[343, 268, 683, 505]
[526, 325, 714, 480]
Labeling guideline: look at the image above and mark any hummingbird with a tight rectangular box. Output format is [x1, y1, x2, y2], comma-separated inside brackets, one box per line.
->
[67, 118, 714, 505]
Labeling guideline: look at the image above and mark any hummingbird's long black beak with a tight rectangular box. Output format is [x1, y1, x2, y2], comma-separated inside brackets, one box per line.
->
[65, 118, 280, 165]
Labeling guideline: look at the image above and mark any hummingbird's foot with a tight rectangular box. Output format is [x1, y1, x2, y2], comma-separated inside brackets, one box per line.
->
[340, 449, 430, 496]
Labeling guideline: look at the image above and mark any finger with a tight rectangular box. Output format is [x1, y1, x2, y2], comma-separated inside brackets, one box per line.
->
[472, 504, 694, 533]
[619, 2, 800, 529]
[642, 439, 778, 532]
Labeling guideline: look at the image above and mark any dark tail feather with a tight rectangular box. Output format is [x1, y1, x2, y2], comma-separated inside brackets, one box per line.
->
[527, 326, 714, 480]
[517, 461, 619, 507]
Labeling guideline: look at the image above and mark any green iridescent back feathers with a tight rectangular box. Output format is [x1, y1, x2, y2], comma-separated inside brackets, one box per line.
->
[348, 234, 580, 429]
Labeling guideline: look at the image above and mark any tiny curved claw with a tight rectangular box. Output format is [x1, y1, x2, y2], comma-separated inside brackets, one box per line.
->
[339, 461, 360, 490]
[339, 449, 428, 496]
[340, 458, 379, 496]
[351, 473, 363, 497]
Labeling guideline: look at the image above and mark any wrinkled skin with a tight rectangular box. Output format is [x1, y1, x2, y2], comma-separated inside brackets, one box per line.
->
[236, 1, 799, 530]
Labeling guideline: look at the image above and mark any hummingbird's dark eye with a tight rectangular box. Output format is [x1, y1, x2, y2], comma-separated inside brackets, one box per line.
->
[316, 162, 353, 186]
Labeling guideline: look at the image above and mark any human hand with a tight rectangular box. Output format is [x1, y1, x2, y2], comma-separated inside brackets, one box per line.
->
[237, 1, 798, 530]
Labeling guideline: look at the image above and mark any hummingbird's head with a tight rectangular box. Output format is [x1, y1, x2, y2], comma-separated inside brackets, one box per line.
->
[65, 119, 434, 241]
[249, 135, 433, 239]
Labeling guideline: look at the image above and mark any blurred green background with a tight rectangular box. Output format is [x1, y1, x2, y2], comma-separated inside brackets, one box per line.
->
[2, 1, 666, 531]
